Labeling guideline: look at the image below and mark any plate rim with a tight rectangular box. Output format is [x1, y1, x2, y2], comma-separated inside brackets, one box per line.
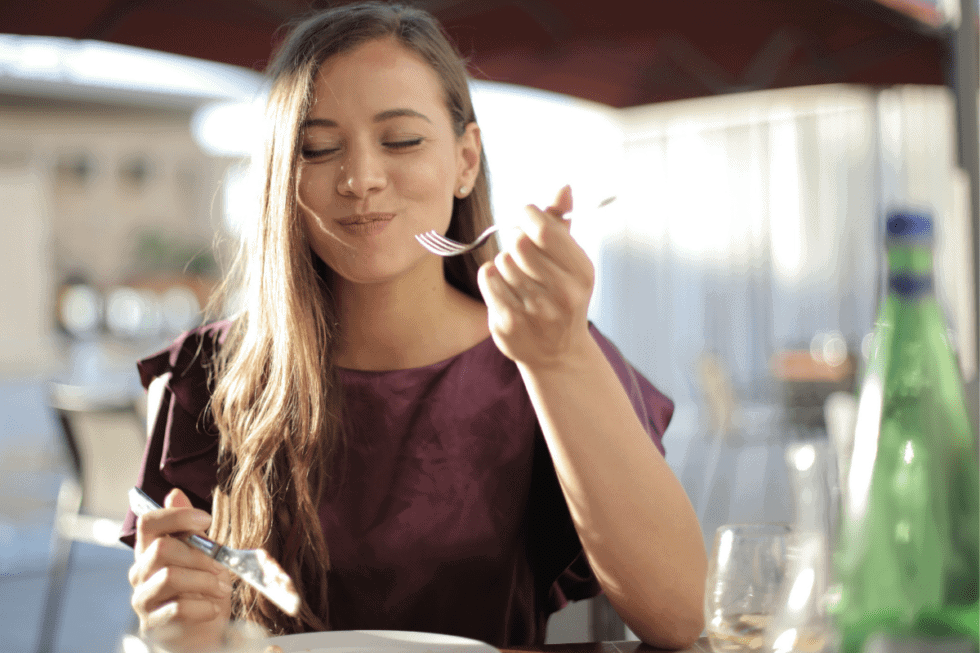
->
[266, 629, 499, 652]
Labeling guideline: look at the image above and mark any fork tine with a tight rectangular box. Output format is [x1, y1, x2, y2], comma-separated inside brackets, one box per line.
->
[426, 231, 461, 246]
[416, 231, 465, 255]
[432, 234, 473, 254]
[418, 236, 464, 256]
[418, 230, 457, 250]
[415, 223, 499, 256]
[424, 230, 473, 254]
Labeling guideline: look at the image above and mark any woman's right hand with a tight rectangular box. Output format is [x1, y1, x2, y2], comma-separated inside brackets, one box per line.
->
[129, 488, 233, 652]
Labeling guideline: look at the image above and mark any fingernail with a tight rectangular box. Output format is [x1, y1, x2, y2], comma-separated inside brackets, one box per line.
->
[218, 578, 233, 593]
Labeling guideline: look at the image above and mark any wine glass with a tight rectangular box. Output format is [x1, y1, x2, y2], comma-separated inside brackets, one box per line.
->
[705, 522, 791, 652]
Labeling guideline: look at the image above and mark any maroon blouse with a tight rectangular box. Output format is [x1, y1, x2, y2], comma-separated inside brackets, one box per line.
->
[120, 320, 673, 646]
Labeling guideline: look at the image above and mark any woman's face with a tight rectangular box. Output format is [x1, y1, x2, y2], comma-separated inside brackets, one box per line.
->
[296, 37, 481, 286]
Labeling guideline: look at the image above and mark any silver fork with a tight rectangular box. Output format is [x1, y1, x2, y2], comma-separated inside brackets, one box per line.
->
[416, 196, 616, 257]
[128, 487, 301, 616]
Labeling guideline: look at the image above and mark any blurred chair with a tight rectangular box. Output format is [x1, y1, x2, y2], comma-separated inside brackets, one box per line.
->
[35, 381, 146, 653]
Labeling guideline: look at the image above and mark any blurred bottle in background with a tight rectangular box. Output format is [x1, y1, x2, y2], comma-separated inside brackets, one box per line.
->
[832, 211, 979, 653]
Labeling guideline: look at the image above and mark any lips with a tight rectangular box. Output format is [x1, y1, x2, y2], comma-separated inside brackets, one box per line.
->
[335, 212, 395, 236]
[336, 212, 395, 226]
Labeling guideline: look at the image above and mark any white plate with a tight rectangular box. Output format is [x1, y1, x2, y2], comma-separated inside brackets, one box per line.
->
[266, 630, 500, 653]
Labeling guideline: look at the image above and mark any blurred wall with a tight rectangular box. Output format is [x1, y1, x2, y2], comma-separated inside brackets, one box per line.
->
[0, 94, 231, 377]
[0, 159, 50, 375]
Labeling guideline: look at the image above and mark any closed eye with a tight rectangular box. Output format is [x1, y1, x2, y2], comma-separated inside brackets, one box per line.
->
[302, 147, 340, 160]
[384, 138, 424, 150]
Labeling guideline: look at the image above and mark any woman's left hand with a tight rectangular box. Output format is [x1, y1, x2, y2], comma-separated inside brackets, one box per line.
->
[477, 185, 595, 369]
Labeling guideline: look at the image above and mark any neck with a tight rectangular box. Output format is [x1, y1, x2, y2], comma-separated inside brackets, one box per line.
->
[332, 259, 489, 370]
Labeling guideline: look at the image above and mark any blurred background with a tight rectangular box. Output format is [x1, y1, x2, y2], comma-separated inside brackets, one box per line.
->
[0, 0, 977, 651]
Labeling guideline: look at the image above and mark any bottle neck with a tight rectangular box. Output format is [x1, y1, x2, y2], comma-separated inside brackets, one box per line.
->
[886, 242, 934, 300]
[886, 242, 933, 276]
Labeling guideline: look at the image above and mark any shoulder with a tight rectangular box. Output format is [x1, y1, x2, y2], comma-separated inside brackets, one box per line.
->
[587, 322, 674, 447]
[586, 322, 635, 379]
[136, 319, 234, 421]
[137, 319, 233, 390]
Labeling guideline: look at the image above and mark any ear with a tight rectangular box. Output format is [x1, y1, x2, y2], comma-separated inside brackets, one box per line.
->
[455, 122, 482, 198]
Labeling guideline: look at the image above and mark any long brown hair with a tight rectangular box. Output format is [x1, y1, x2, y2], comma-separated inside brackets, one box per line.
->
[207, 2, 497, 635]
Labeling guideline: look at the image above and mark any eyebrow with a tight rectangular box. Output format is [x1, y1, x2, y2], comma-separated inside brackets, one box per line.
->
[302, 108, 432, 129]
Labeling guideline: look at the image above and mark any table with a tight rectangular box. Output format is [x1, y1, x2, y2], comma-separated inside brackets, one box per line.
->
[501, 637, 712, 653]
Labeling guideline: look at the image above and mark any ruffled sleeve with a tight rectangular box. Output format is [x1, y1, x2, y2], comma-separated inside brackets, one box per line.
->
[119, 320, 232, 547]
[528, 323, 674, 615]
[589, 325, 672, 456]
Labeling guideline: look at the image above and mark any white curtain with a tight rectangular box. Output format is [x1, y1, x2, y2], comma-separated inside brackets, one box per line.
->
[592, 83, 971, 410]
[576, 84, 973, 540]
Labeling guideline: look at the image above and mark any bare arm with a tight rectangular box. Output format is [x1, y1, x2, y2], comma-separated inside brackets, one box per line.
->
[477, 186, 706, 648]
[517, 341, 706, 648]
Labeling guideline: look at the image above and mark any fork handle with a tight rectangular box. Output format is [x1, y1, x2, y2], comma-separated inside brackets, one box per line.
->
[128, 487, 223, 558]
[186, 533, 222, 558]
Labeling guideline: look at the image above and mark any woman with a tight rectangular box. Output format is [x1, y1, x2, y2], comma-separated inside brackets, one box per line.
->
[123, 3, 707, 651]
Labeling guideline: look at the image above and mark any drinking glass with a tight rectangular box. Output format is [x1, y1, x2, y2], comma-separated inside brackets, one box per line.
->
[764, 441, 836, 653]
[705, 522, 791, 652]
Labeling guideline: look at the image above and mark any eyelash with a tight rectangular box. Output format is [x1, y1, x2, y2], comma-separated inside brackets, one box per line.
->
[301, 138, 424, 160]
[301, 147, 339, 159]
[385, 137, 424, 149]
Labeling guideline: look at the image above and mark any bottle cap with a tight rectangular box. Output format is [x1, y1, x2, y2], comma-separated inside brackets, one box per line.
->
[886, 212, 933, 241]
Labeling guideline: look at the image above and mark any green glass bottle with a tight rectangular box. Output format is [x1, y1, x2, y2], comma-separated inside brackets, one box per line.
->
[833, 211, 979, 653]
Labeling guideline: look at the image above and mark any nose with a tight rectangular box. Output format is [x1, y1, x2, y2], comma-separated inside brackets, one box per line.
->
[337, 143, 386, 197]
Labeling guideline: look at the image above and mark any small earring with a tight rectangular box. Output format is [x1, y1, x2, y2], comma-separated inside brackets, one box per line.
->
[458, 185, 469, 196]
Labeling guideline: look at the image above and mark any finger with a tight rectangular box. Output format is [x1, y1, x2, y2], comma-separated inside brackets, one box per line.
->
[545, 184, 573, 220]
[144, 598, 222, 630]
[494, 249, 548, 304]
[507, 231, 570, 287]
[164, 487, 194, 510]
[137, 564, 232, 611]
[135, 552, 229, 606]
[135, 501, 212, 556]
[135, 507, 212, 556]
[477, 262, 523, 330]
[131, 535, 223, 589]
[518, 204, 593, 275]
[493, 250, 566, 324]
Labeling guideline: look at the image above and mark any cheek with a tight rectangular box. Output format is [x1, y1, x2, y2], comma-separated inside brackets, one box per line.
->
[300, 203, 344, 267]
[395, 156, 454, 201]
[301, 211, 327, 260]
[296, 168, 323, 209]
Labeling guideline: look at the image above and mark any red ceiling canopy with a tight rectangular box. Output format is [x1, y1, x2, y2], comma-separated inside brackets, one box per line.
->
[0, 0, 951, 107]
